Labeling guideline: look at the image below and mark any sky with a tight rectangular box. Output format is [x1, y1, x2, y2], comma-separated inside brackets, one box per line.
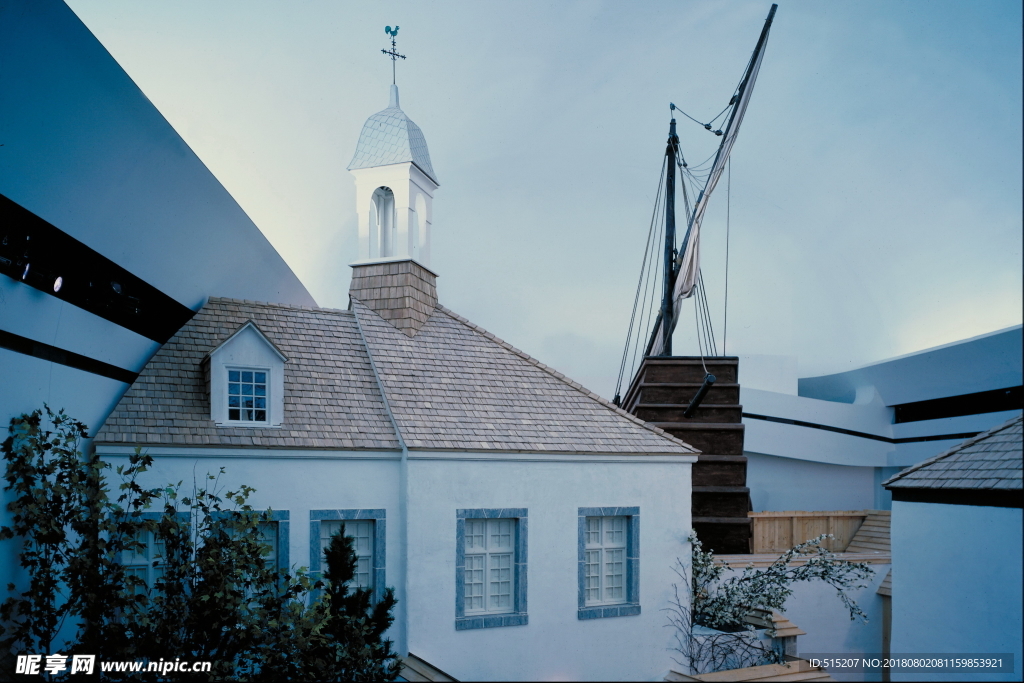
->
[65, 0, 1023, 399]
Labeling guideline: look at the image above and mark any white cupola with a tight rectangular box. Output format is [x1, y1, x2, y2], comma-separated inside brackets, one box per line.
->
[348, 84, 439, 267]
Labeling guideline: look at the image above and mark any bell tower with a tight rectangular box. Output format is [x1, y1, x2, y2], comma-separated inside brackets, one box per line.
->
[348, 84, 439, 268]
[348, 30, 440, 337]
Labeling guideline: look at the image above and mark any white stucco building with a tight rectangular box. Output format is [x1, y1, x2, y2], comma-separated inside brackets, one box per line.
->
[883, 416, 1022, 683]
[89, 83, 702, 682]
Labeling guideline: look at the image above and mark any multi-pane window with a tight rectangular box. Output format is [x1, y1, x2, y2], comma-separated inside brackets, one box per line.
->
[464, 518, 515, 614]
[584, 516, 627, 606]
[228, 369, 268, 422]
[320, 520, 374, 589]
[257, 522, 277, 572]
[123, 530, 166, 595]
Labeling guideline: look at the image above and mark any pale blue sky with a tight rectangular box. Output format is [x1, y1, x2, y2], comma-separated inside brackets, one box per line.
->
[65, 0, 1022, 397]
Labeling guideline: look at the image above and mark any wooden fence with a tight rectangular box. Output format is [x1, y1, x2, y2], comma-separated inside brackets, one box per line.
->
[749, 510, 878, 553]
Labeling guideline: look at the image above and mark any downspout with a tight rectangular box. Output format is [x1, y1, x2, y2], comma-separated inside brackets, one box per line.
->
[353, 300, 410, 656]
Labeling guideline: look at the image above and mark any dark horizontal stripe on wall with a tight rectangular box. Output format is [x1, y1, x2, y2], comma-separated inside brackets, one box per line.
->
[0, 193, 195, 343]
[890, 487, 1022, 509]
[742, 413, 979, 444]
[894, 386, 1023, 423]
[0, 329, 138, 384]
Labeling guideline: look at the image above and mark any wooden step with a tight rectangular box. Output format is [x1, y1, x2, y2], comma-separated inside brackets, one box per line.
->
[631, 382, 740, 408]
[651, 422, 745, 455]
[634, 403, 743, 424]
[693, 459, 747, 487]
[693, 490, 751, 518]
[639, 358, 739, 384]
[693, 518, 751, 554]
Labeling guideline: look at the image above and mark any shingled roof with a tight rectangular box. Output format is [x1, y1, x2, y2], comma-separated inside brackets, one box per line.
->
[883, 414, 1022, 491]
[95, 298, 400, 449]
[353, 299, 695, 453]
[97, 297, 695, 455]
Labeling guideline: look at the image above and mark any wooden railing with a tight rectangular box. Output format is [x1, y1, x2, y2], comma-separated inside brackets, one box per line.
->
[748, 510, 879, 553]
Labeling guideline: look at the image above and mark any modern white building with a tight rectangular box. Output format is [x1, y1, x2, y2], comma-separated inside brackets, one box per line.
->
[738, 327, 1022, 514]
[884, 416, 1022, 682]
[89, 83, 703, 681]
[0, 0, 314, 594]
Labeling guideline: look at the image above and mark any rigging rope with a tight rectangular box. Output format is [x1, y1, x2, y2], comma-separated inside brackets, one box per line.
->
[672, 102, 732, 134]
[613, 157, 667, 404]
[723, 159, 731, 356]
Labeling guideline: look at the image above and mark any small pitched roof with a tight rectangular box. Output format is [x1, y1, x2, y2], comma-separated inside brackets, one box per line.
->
[877, 569, 892, 597]
[400, 654, 457, 682]
[348, 85, 438, 184]
[353, 299, 696, 454]
[207, 320, 288, 361]
[883, 415, 1022, 491]
[95, 298, 400, 450]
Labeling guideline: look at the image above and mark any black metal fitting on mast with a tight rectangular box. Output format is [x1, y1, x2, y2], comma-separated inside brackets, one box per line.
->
[659, 117, 679, 356]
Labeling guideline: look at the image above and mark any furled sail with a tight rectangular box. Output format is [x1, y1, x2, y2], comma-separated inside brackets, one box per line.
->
[670, 4, 776, 316]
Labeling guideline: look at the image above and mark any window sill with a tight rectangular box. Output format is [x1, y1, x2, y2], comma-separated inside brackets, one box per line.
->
[214, 421, 280, 429]
[455, 612, 528, 630]
[578, 603, 640, 620]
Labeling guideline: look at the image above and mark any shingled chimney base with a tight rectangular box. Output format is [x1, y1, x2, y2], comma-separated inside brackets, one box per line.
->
[349, 259, 438, 337]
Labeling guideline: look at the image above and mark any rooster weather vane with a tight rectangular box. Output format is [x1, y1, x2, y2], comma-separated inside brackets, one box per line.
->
[382, 25, 406, 85]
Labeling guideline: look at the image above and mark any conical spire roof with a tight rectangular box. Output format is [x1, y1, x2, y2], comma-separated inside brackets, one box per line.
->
[348, 85, 438, 184]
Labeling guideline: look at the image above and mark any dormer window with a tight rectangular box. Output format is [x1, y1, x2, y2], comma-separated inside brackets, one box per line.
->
[228, 369, 268, 423]
[207, 321, 287, 428]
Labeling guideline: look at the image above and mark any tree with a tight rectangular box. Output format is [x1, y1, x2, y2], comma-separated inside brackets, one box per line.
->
[666, 531, 874, 675]
[1, 407, 400, 681]
[297, 531, 399, 681]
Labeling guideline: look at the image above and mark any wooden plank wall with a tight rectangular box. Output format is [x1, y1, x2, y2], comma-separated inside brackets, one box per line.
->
[749, 510, 877, 553]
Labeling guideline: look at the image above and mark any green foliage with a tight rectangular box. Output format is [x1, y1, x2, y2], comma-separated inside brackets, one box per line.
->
[250, 532, 399, 681]
[667, 531, 874, 675]
[0, 406, 157, 668]
[1, 408, 400, 681]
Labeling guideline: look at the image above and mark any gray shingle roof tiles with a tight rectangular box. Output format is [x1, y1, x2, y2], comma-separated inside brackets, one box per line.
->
[353, 299, 696, 454]
[883, 415, 1022, 490]
[96, 297, 695, 455]
[94, 298, 400, 450]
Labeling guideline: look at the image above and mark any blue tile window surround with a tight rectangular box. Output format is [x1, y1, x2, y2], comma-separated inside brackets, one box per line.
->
[309, 509, 386, 603]
[455, 508, 528, 630]
[578, 507, 640, 620]
[209, 510, 290, 574]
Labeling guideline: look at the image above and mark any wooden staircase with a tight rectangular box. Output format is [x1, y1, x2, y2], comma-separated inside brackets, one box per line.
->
[623, 357, 750, 553]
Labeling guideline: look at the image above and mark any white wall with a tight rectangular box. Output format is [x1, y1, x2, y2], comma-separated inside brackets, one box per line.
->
[713, 560, 890, 683]
[890, 501, 1023, 682]
[96, 447, 697, 681]
[746, 452, 877, 512]
[405, 453, 695, 682]
[97, 448, 406, 647]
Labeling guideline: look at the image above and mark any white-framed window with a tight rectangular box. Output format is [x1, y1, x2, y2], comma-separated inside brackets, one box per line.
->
[320, 520, 375, 590]
[227, 368, 269, 423]
[464, 518, 515, 614]
[256, 522, 278, 572]
[123, 529, 166, 595]
[584, 516, 627, 606]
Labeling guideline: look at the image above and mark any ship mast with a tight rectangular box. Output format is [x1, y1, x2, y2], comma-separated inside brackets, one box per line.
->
[659, 118, 680, 356]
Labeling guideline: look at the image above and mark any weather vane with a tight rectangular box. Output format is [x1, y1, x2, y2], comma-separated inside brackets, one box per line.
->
[382, 25, 406, 85]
